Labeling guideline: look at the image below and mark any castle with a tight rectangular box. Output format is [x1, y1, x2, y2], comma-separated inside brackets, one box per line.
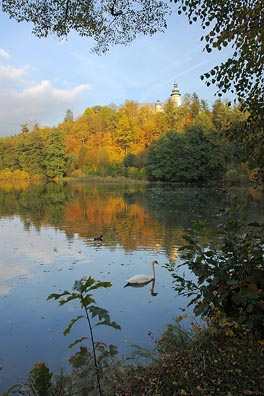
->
[139, 83, 181, 112]
[154, 83, 181, 112]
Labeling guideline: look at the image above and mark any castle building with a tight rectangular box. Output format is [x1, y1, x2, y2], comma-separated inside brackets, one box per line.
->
[118, 83, 182, 113]
[155, 83, 181, 112]
[169, 83, 182, 107]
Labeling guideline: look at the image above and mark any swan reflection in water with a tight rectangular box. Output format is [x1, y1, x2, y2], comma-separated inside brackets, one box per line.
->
[124, 278, 158, 296]
[124, 260, 159, 296]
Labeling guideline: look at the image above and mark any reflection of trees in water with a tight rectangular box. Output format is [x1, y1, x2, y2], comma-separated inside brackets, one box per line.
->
[0, 182, 263, 259]
[140, 186, 227, 227]
[134, 185, 264, 237]
[0, 182, 69, 231]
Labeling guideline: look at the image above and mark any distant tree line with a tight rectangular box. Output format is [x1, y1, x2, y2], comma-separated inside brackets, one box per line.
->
[3, 0, 263, 184]
[0, 93, 256, 185]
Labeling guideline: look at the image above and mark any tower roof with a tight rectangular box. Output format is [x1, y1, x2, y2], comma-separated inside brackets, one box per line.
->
[170, 83, 181, 98]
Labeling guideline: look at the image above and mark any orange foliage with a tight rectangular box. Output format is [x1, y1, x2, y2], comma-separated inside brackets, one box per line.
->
[0, 95, 246, 177]
[65, 134, 82, 154]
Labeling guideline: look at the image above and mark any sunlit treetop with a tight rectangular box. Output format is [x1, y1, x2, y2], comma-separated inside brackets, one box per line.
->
[2, 0, 170, 54]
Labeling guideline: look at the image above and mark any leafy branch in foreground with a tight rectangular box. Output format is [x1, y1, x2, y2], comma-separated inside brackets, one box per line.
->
[166, 204, 264, 338]
[176, 0, 263, 116]
[48, 276, 121, 396]
[2, 0, 170, 54]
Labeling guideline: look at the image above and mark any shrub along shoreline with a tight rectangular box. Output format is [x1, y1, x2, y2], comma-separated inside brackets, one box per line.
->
[5, 319, 264, 396]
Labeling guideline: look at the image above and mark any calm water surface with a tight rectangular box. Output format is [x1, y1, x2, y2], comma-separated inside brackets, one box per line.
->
[0, 182, 263, 391]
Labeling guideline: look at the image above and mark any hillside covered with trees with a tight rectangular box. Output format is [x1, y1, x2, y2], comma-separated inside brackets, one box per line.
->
[0, 93, 257, 185]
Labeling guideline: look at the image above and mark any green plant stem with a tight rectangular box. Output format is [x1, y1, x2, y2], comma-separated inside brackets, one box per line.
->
[81, 293, 103, 396]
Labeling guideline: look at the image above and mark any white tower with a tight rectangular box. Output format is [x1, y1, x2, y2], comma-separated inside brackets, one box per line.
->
[155, 100, 163, 113]
[170, 83, 181, 107]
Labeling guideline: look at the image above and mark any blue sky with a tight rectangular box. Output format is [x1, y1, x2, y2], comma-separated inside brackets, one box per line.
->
[0, 8, 233, 137]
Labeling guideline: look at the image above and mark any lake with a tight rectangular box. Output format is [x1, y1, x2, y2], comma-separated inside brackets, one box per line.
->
[0, 181, 263, 391]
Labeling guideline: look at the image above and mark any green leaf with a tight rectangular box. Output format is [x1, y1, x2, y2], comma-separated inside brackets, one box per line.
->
[109, 344, 119, 357]
[63, 315, 84, 336]
[96, 320, 121, 330]
[81, 295, 96, 308]
[59, 293, 80, 305]
[88, 281, 112, 292]
[68, 337, 89, 349]
[47, 290, 70, 300]
[74, 276, 95, 292]
[89, 306, 110, 321]
[3, 384, 22, 396]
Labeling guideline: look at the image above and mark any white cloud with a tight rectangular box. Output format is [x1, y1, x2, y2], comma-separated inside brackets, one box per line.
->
[18, 79, 90, 102]
[0, 48, 10, 59]
[0, 63, 28, 84]
[0, 56, 92, 136]
[0, 217, 92, 295]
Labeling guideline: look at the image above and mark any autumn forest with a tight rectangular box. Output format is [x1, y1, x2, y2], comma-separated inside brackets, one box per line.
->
[0, 93, 255, 185]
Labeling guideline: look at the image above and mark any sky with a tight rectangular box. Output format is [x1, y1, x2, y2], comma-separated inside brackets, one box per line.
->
[0, 7, 234, 137]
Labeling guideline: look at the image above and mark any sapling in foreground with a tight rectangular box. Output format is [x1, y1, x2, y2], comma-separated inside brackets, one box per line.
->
[48, 276, 121, 396]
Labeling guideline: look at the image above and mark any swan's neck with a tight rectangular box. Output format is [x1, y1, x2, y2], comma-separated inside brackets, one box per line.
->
[151, 261, 156, 279]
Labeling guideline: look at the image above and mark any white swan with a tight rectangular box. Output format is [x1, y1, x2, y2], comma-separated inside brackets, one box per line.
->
[124, 260, 158, 287]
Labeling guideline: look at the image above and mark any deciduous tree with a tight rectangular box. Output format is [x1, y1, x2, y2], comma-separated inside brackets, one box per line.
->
[176, 0, 263, 117]
[146, 127, 226, 183]
[2, 0, 169, 54]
